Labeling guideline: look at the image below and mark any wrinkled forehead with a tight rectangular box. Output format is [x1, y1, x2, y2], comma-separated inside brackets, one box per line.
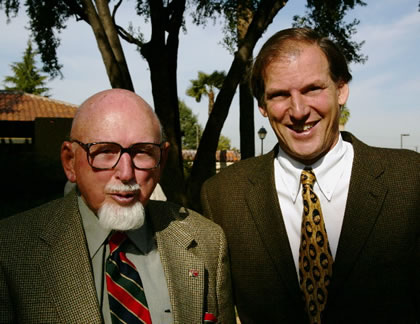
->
[265, 40, 316, 67]
[263, 42, 328, 78]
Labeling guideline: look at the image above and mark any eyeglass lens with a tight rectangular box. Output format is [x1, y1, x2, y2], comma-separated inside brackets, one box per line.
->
[88, 143, 160, 169]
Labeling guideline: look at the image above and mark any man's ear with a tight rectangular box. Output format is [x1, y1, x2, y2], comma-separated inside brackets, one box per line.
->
[159, 141, 170, 173]
[338, 82, 349, 105]
[61, 141, 76, 183]
[258, 105, 268, 117]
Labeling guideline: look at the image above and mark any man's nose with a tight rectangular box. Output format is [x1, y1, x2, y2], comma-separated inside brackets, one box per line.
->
[289, 92, 309, 119]
[115, 152, 135, 181]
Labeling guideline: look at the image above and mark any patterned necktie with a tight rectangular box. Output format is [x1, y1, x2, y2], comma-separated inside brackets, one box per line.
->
[298, 169, 333, 324]
[106, 231, 152, 324]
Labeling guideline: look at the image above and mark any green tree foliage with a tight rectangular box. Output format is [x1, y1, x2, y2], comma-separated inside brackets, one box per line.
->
[217, 135, 231, 151]
[339, 105, 351, 126]
[179, 100, 202, 150]
[179, 100, 231, 151]
[186, 71, 226, 115]
[3, 40, 50, 96]
[218, 0, 259, 54]
[292, 0, 367, 64]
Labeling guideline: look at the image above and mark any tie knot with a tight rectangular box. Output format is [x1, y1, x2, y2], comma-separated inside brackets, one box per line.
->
[301, 168, 316, 187]
[108, 231, 128, 255]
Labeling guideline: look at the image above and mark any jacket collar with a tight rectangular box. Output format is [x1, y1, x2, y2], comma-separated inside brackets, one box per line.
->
[147, 200, 205, 323]
[245, 148, 303, 306]
[329, 132, 388, 296]
[38, 192, 102, 323]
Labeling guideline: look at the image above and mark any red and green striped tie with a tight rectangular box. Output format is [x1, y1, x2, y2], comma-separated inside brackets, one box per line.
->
[106, 231, 152, 324]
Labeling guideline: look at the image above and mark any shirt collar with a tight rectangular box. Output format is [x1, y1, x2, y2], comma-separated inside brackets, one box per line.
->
[78, 195, 154, 258]
[275, 134, 349, 202]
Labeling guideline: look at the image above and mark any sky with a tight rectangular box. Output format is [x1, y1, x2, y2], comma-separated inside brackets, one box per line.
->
[1, 0, 419, 153]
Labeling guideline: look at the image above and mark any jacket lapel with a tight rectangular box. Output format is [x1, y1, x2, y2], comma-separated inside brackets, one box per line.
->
[38, 193, 102, 323]
[245, 149, 302, 305]
[148, 201, 204, 324]
[330, 133, 388, 295]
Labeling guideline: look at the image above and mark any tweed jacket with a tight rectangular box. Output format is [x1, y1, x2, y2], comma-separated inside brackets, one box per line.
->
[0, 192, 235, 324]
[201, 132, 420, 324]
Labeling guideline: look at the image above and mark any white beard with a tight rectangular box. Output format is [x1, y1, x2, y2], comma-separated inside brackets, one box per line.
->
[98, 181, 145, 231]
[98, 201, 145, 231]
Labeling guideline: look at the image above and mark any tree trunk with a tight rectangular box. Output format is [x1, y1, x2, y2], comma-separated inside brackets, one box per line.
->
[141, 0, 187, 206]
[186, 0, 288, 212]
[208, 90, 215, 116]
[238, 2, 255, 160]
[94, 0, 133, 90]
[81, 0, 133, 90]
[239, 70, 255, 159]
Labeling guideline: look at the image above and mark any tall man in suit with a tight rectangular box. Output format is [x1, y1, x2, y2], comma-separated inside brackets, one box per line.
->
[0, 88, 235, 323]
[201, 28, 420, 323]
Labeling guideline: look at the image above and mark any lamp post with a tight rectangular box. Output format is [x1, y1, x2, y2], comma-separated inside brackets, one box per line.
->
[400, 133, 410, 149]
[257, 126, 267, 155]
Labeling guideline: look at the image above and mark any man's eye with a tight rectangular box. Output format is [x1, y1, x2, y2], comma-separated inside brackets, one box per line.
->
[306, 86, 322, 94]
[268, 92, 288, 100]
[90, 144, 119, 156]
[132, 145, 155, 156]
[134, 150, 148, 155]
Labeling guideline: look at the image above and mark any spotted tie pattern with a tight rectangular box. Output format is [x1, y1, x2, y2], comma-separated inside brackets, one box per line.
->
[299, 169, 333, 324]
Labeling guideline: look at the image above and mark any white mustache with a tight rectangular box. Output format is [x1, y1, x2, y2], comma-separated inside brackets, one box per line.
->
[105, 182, 140, 193]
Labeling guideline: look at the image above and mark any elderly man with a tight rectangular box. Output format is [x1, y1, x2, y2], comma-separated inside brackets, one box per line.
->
[201, 28, 420, 323]
[0, 89, 234, 324]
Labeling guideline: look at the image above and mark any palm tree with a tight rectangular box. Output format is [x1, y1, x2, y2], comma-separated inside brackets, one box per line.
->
[186, 71, 226, 116]
[339, 105, 351, 130]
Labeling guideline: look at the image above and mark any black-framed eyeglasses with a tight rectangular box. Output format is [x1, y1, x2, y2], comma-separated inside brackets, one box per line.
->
[71, 139, 163, 170]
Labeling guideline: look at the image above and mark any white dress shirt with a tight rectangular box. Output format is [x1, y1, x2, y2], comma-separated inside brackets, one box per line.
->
[274, 134, 354, 276]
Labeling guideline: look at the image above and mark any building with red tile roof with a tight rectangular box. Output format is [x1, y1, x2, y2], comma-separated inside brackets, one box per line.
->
[0, 90, 77, 122]
[0, 90, 78, 157]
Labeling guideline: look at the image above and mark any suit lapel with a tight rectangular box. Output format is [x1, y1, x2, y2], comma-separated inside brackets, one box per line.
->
[148, 201, 204, 324]
[330, 133, 388, 295]
[245, 150, 302, 305]
[38, 193, 102, 323]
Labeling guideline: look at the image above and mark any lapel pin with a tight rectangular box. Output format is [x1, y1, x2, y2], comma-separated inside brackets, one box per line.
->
[188, 269, 199, 277]
[204, 312, 217, 323]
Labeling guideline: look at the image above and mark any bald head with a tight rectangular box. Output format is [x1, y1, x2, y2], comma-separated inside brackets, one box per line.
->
[61, 88, 169, 212]
[71, 88, 162, 142]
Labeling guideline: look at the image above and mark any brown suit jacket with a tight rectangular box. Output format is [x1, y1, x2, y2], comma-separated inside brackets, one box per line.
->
[201, 132, 420, 323]
[0, 192, 235, 323]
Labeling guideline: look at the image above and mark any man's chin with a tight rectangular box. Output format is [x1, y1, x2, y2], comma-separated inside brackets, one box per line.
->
[98, 201, 146, 231]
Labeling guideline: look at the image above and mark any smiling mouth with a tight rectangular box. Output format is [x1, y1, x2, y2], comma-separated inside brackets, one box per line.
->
[289, 121, 317, 133]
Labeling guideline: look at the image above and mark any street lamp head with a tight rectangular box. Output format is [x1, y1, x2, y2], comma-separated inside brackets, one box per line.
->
[258, 126, 267, 140]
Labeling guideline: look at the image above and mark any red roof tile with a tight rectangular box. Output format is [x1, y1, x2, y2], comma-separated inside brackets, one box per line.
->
[0, 91, 78, 121]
